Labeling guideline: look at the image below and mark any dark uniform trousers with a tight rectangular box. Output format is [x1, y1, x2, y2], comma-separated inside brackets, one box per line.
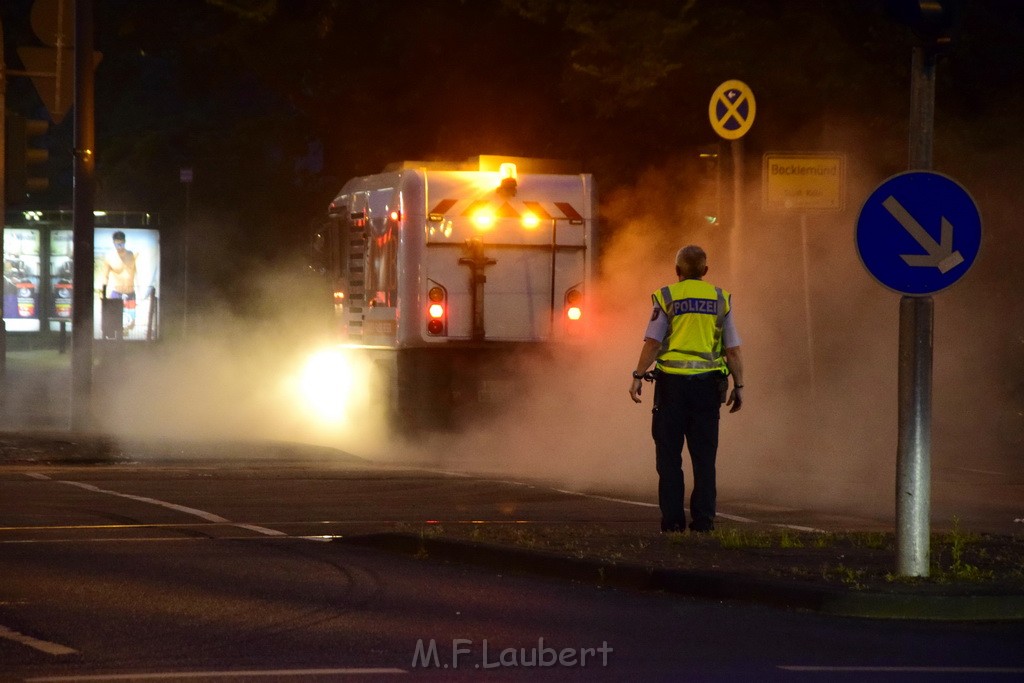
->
[652, 371, 723, 532]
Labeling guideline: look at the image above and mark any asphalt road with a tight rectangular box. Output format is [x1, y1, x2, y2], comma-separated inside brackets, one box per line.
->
[1, 455, 1022, 681]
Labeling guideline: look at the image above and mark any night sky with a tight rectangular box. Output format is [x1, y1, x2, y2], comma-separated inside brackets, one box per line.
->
[3, 0, 1022, 301]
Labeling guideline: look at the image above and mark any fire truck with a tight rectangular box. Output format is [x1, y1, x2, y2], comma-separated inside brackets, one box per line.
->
[312, 155, 597, 432]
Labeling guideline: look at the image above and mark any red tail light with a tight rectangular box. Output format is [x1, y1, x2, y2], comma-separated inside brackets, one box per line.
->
[427, 284, 447, 336]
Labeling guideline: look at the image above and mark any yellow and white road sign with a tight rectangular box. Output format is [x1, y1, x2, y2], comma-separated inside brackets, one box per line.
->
[709, 80, 756, 140]
[763, 153, 846, 211]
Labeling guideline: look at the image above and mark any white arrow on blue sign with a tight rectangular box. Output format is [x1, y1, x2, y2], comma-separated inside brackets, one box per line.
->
[856, 171, 981, 296]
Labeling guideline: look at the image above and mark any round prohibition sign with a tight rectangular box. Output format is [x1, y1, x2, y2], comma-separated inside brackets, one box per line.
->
[709, 80, 756, 140]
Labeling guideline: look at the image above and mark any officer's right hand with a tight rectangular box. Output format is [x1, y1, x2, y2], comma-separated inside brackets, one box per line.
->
[727, 386, 743, 413]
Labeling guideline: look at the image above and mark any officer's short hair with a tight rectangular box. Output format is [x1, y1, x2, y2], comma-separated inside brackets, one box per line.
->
[675, 245, 707, 275]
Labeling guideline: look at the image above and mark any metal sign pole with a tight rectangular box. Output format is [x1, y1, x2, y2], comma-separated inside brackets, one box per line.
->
[730, 137, 744, 281]
[1, 20, 7, 378]
[896, 45, 937, 577]
[897, 295, 933, 575]
[70, 0, 96, 431]
[799, 213, 816, 400]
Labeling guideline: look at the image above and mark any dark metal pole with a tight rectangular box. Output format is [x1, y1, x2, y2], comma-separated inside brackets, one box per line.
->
[799, 213, 816, 401]
[730, 137, 744, 281]
[70, 0, 95, 431]
[909, 47, 936, 169]
[896, 45, 937, 577]
[1, 20, 8, 378]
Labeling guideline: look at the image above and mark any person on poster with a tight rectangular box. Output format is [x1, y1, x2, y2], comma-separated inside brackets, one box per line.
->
[3, 257, 19, 318]
[98, 231, 141, 334]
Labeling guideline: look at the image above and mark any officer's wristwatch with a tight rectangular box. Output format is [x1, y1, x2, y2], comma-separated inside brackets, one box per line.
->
[632, 371, 645, 380]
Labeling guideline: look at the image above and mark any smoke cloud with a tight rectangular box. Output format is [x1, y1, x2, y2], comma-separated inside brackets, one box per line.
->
[8, 151, 1017, 526]
[379, 150, 1021, 521]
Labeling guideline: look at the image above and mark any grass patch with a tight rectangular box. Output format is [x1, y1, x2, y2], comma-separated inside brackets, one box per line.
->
[822, 563, 868, 590]
[713, 528, 773, 548]
[779, 531, 805, 548]
[395, 521, 1022, 590]
[930, 518, 995, 583]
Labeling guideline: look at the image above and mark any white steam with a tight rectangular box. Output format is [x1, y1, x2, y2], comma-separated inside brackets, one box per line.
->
[14, 157, 1016, 524]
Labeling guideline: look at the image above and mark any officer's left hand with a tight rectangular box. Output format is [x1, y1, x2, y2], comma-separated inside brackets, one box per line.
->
[727, 387, 743, 413]
[629, 378, 643, 403]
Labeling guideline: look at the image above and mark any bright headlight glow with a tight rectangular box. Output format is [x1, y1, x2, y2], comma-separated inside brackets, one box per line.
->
[297, 348, 360, 425]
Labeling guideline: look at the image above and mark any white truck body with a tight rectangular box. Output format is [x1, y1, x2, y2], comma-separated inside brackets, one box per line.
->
[319, 156, 596, 430]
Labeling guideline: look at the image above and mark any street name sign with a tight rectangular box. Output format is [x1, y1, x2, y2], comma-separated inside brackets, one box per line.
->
[709, 80, 755, 140]
[763, 153, 845, 211]
[856, 171, 981, 295]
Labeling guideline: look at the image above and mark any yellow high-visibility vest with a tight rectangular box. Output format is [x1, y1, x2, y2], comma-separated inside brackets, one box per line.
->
[652, 279, 730, 376]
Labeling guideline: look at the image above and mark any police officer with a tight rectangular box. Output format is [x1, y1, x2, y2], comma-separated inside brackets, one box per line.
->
[629, 245, 744, 533]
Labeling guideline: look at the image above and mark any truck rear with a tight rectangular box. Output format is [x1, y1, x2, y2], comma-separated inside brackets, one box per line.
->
[313, 155, 596, 432]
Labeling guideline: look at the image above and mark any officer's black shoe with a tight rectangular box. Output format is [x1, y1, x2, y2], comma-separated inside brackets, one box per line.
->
[688, 522, 714, 533]
[661, 522, 685, 533]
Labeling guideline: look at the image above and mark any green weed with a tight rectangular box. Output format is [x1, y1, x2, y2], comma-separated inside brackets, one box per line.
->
[779, 531, 804, 548]
[822, 563, 867, 589]
[932, 517, 993, 582]
[812, 534, 832, 548]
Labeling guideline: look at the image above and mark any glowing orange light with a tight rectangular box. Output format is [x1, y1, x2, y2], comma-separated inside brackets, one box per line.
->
[567, 306, 582, 321]
[471, 207, 496, 230]
[428, 303, 445, 319]
[521, 212, 540, 229]
[389, 210, 401, 221]
[499, 163, 517, 181]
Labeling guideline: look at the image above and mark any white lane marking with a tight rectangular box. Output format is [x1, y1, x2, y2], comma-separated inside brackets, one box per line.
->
[233, 523, 287, 536]
[25, 668, 406, 681]
[0, 536, 298, 545]
[27, 466, 822, 534]
[411, 465, 826, 532]
[25, 472, 51, 480]
[779, 666, 1024, 674]
[552, 488, 657, 508]
[947, 467, 1008, 476]
[0, 624, 78, 656]
[57, 480, 230, 522]
[27, 476, 284, 538]
[557, 485, 827, 532]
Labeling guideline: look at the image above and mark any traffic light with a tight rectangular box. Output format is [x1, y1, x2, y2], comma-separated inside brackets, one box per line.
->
[4, 114, 50, 206]
[885, 0, 962, 51]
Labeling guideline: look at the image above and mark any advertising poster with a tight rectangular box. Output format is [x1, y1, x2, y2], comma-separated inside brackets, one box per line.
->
[3, 228, 42, 332]
[50, 229, 74, 321]
[93, 227, 161, 341]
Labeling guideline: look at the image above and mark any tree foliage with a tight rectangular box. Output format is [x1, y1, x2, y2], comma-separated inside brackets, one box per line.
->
[505, 0, 698, 114]
[5, 0, 1021, 306]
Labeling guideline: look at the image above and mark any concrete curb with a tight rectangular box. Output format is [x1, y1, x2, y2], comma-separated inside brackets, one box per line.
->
[339, 532, 1024, 621]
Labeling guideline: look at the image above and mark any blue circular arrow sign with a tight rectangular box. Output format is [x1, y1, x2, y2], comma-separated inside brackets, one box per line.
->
[856, 171, 981, 295]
